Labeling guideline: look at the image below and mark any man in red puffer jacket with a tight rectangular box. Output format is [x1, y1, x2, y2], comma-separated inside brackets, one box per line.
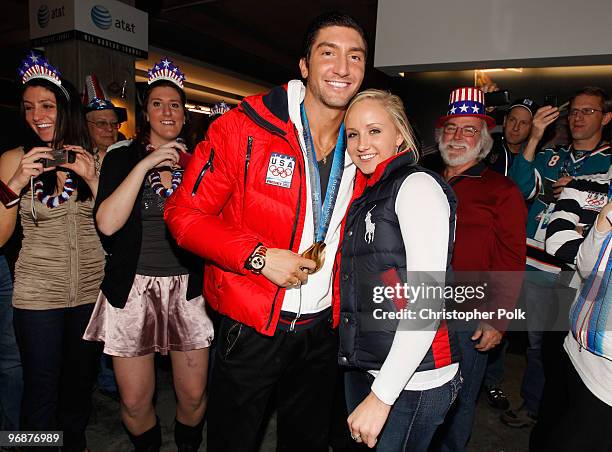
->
[165, 12, 366, 452]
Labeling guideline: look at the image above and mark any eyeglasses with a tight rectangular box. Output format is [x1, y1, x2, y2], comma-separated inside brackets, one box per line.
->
[442, 124, 481, 137]
[87, 120, 121, 130]
[568, 107, 603, 117]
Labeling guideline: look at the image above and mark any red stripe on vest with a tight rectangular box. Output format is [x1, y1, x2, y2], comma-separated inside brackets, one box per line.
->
[431, 320, 452, 368]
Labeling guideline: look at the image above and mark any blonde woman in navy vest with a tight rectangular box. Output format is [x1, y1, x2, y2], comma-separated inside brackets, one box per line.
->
[337, 89, 461, 451]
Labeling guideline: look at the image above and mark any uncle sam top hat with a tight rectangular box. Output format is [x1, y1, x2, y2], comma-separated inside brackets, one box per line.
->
[82, 74, 127, 123]
[436, 87, 496, 129]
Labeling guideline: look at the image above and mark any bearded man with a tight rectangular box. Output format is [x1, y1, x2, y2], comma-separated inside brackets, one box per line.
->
[430, 88, 527, 452]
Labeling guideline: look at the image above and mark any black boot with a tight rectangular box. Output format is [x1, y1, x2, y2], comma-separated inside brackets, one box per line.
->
[123, 419, 162, 452]
[174, 418, 204, 452]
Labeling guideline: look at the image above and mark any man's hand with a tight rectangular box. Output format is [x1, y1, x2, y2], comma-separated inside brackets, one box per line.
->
[472, 322, 502, 352]
[552, 176, 572, 199]
[530, 106, 560, 142]
[260, 248, 316, 287]
[347, 391, 391, 448]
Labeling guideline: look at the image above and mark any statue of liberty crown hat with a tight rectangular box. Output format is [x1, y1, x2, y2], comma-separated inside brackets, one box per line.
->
[17, 50, 70, 100]
[82, 74, 127, 123]
[211, 100, 231, 116]
[147, 57, 185, 89]
[436, 87, 496, 129]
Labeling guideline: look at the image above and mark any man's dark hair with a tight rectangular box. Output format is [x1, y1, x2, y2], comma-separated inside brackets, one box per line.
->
[302, 11, 367, 63]
[570, 86, 612, 113]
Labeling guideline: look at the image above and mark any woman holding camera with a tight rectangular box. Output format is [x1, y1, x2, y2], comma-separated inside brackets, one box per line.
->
[83, 59, 213, 452]
[0, 52, 103, 451]
[337, 90, 461, 451]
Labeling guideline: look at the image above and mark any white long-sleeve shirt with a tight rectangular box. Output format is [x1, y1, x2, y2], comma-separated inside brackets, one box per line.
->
[368, 172, 459, 405]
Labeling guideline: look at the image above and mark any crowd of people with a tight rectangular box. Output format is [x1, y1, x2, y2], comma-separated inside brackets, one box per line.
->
[0, 10, 611, 452]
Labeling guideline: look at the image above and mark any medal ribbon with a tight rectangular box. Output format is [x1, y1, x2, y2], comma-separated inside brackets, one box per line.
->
[300, 103, 345, 243]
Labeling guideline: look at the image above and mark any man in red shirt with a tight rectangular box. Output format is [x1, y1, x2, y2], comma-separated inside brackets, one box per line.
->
[431, 88, 527, 452]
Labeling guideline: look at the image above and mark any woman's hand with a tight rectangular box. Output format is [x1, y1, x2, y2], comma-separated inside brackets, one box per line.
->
[7, 147, 54, 192]
[62, 146, 97, 183]
[139, 141, 186, 172]
[347, 391, 391, 448]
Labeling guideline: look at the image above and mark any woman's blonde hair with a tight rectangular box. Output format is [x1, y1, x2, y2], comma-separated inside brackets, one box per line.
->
[345, 89, 419, 162]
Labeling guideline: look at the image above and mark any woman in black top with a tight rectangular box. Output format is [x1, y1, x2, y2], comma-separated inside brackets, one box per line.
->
[84, 59, 213, 452]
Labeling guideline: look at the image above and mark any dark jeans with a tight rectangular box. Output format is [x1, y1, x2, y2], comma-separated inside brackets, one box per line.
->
[431, 330, 488, 452]
[530, 347, 612, 452]
[97, 354, 117, 392]
[345, 369, 461, 452]
[13, 304, 102, 452]
[519, 277, 554, 415]
[0, 255, 22, 431]
[483, 337, 507, 388]
[207, 316, 338, 452]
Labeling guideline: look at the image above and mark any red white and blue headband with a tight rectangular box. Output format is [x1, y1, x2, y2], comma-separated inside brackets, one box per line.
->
[147, 57, 185, 90]
[18, 51, 70, 101]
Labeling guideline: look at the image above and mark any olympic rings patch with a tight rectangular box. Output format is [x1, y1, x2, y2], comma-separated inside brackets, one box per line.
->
[266, 153, 296, 188]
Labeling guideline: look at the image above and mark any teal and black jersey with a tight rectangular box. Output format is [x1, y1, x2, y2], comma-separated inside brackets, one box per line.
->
[508, 142, 611, 273]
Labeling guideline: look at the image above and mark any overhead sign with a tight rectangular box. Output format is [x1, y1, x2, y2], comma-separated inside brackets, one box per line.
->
[29, 0, 148, 58]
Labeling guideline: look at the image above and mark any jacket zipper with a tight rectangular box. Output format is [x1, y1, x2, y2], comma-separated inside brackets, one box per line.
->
[287, 125, 307, 332]
[244, 136, 253, 186]
[191, 148, 215, 196]
[264, 126, 304, 331]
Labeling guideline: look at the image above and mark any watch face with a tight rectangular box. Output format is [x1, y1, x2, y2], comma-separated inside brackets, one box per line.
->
[251, 255, 265, 270]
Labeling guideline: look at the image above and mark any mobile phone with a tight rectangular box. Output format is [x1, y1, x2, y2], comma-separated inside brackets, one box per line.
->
[177, 151, 192, 169]
[42, 149, 76, 168]
[544, 95, 558, 108]
[174, 138, 192, 169]
[484, 90, 510, 108]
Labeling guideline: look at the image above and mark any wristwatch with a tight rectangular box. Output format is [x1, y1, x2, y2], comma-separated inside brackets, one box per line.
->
[245, 245, 267, 274]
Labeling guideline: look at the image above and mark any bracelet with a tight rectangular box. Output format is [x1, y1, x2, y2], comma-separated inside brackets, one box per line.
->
[0, 179, 19, 208]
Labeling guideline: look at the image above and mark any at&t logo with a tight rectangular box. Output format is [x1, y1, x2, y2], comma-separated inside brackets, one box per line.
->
[37, 4, 65, 29]
[90, 4, 136, 33]
[90, 5, 112, 30]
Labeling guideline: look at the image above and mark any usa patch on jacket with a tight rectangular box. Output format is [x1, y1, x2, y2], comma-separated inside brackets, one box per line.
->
[266, 153, 295, 188]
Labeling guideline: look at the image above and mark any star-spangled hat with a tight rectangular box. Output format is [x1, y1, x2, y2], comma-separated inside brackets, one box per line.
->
[17, 50, 70, 100]
[82, 74, 127, 122]
[210, 101, 230, 116]
[147, 57, 185, 89]
[436, 87, 495, 129]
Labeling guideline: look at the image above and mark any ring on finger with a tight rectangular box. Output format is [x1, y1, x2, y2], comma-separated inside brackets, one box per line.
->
[351, 433, 361, 441]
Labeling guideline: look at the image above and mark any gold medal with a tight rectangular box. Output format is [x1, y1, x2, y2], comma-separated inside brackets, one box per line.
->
[302, 241, 326, 274]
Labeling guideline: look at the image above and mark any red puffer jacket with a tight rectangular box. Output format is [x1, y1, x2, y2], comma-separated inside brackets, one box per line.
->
[165, 85, 312, 336]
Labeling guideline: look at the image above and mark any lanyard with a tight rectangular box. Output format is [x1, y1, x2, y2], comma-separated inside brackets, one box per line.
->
[300, 103, 345, 243]
[560, 141, 610, 176]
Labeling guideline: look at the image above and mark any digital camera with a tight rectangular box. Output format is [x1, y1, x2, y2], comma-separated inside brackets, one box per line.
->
[42, 149, 76, 168]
